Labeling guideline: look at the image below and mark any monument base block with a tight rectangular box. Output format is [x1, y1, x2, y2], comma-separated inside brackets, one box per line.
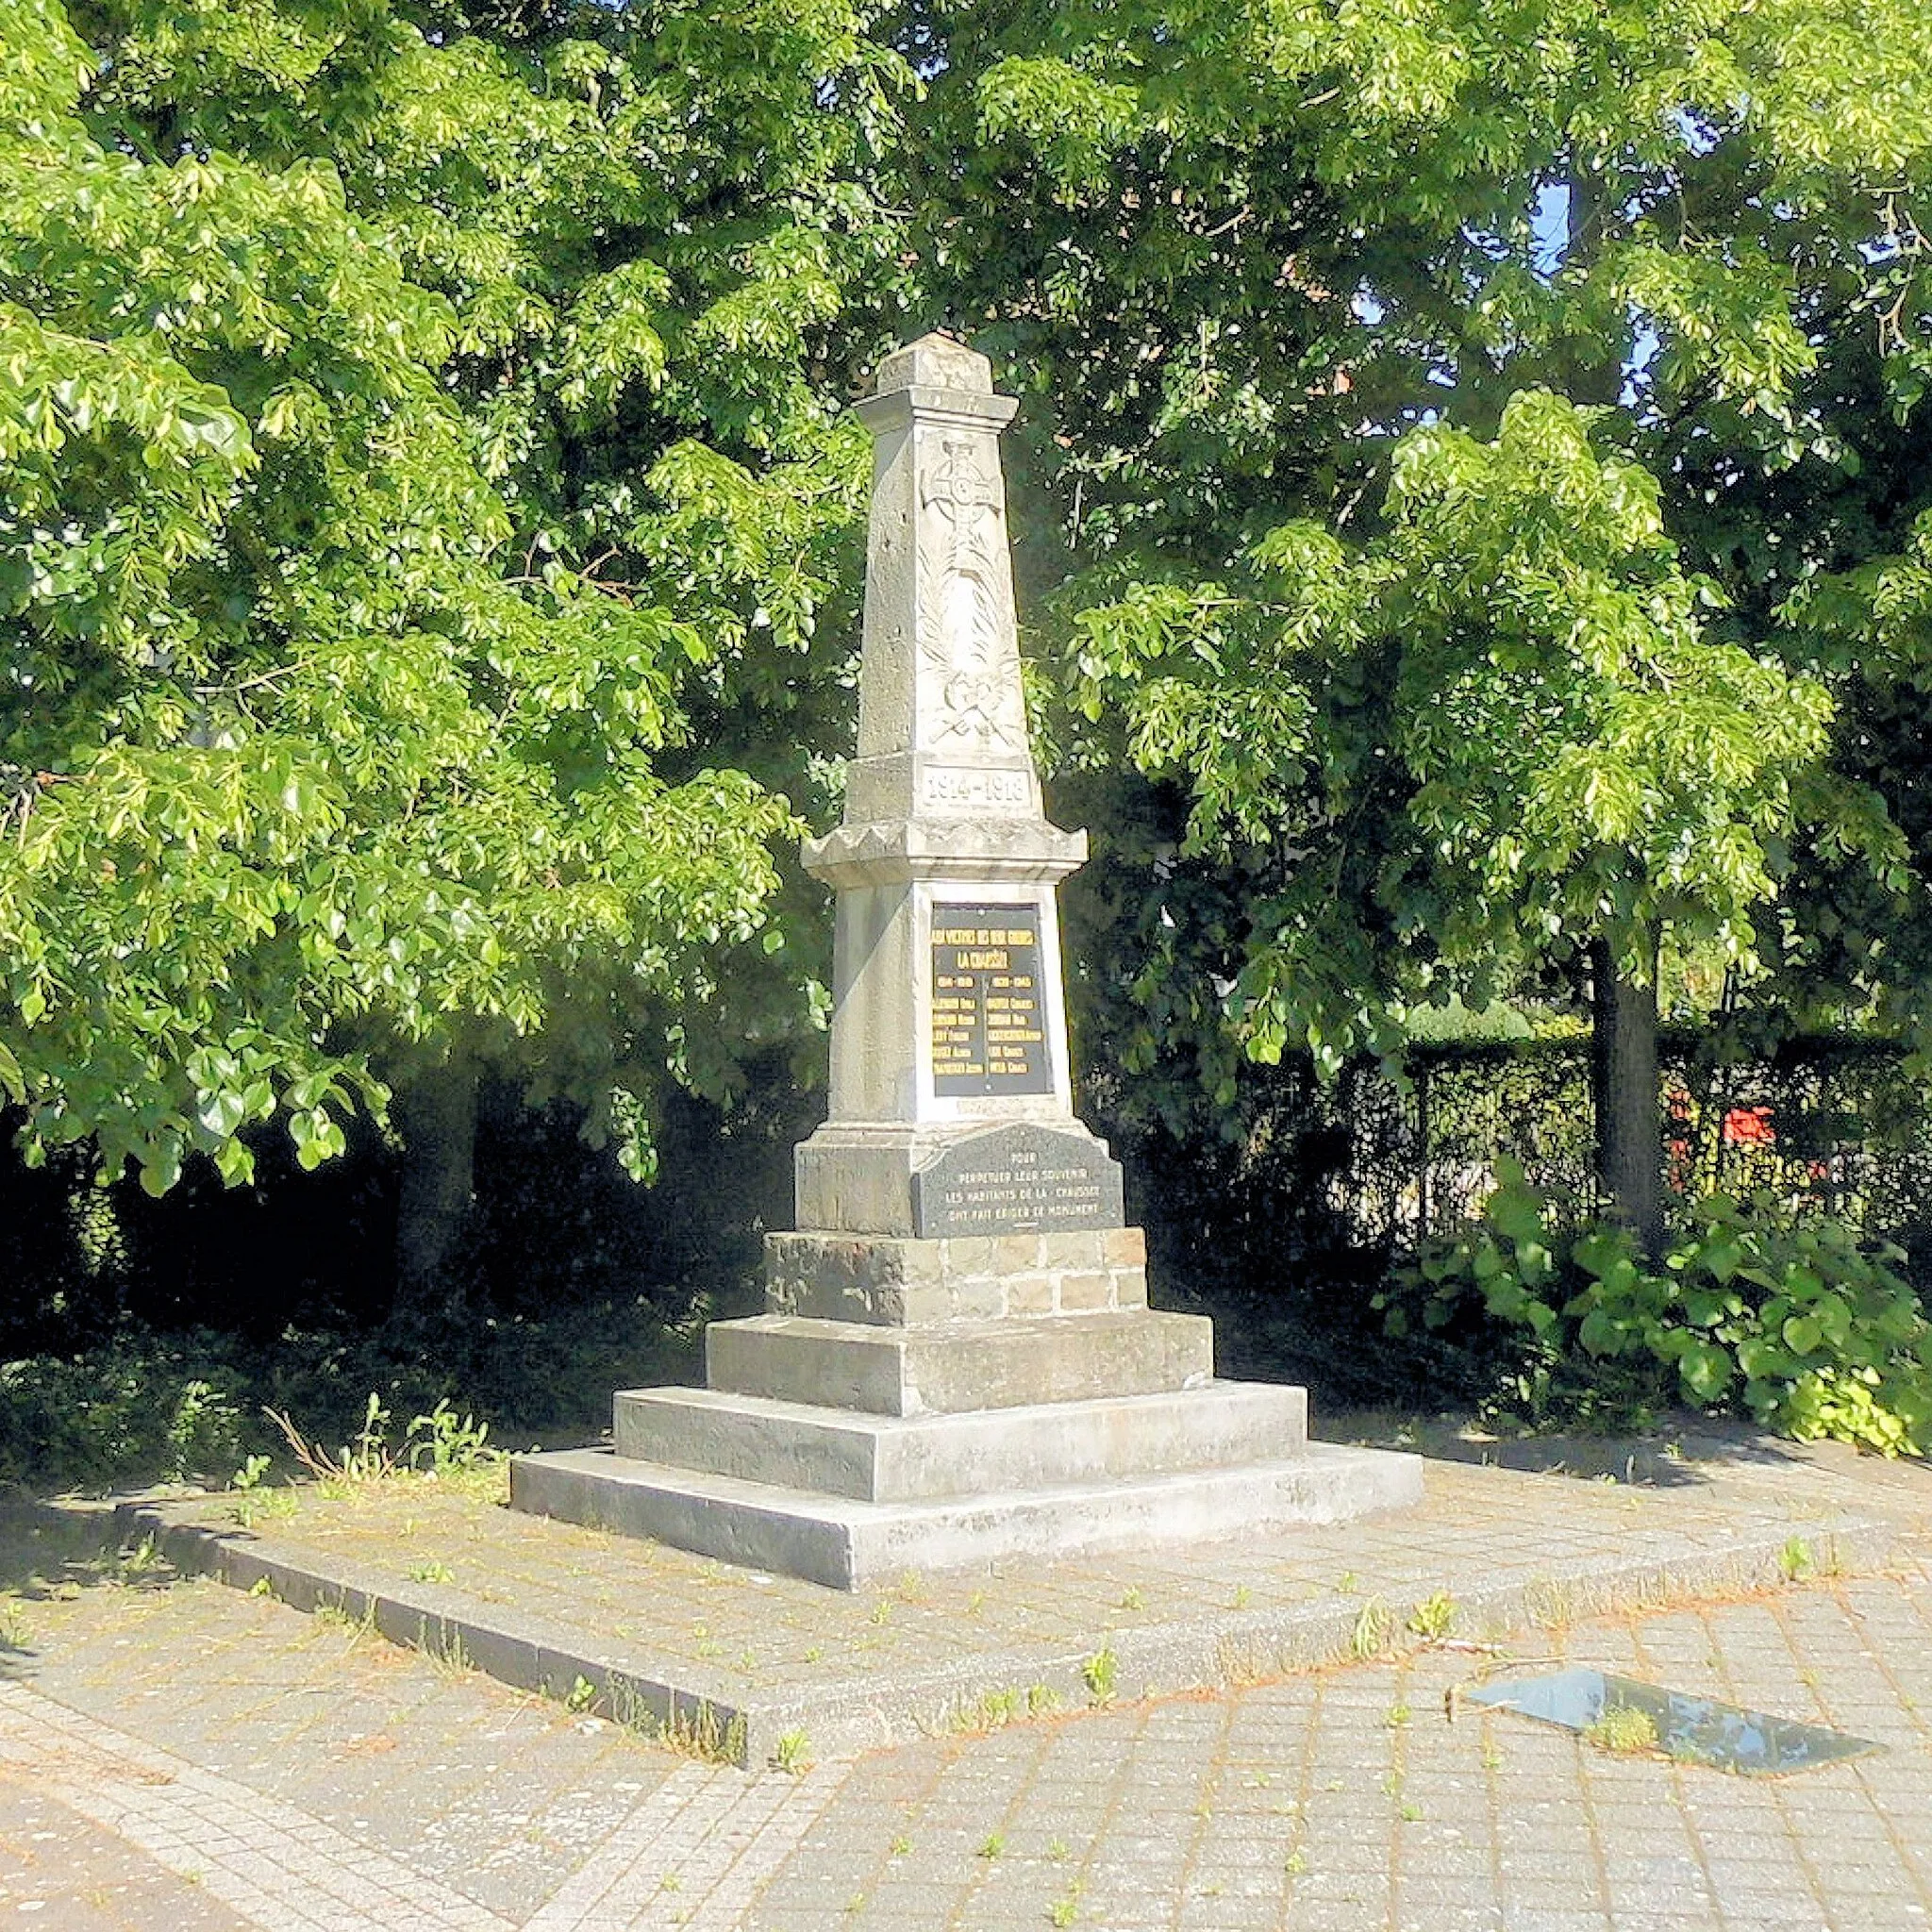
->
[509, 1434, 1423, 1591]
[507, 1227, 1422, 1588]
[793, 1119, 1125, 1239]
[766, 1227, 1148, 1325]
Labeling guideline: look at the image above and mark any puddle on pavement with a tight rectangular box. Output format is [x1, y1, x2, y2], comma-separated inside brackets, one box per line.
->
[1464, 1668, 1882, 1775]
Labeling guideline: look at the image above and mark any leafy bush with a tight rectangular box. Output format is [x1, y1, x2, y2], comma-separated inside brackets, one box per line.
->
[0, 1343, 244, 1490]
[0, 1292, 705, 1495]
[1383, 1161, 1932, 1453]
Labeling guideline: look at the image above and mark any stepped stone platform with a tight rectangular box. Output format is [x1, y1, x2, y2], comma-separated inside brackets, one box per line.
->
[511, 1151, 1424, 1591]
[509, 1274, 1420, 1589]
[508, 1181, 1423, 1591]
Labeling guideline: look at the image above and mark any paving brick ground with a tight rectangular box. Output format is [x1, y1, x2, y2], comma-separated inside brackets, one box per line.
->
[110, 1437, 1893, 1761]
[3, 1432, 1930, 1930]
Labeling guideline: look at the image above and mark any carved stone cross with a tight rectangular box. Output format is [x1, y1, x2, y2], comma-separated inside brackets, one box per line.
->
[923, 436, 998, 517]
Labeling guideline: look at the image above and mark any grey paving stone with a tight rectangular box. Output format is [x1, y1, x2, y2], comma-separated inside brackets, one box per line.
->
[2, 1441, 1931, 1931]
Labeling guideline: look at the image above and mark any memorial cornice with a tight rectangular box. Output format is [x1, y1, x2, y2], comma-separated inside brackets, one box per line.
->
[801, 816, 1088, 888]
[851, 386, 1020, 433]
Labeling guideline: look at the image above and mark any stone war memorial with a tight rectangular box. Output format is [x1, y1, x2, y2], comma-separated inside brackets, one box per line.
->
[510, 334, 1422, 1586]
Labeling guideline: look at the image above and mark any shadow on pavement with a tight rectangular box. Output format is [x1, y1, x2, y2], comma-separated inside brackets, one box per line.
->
[1317, 1407, 1932, 1505]
[0, 1495, 183, 1681]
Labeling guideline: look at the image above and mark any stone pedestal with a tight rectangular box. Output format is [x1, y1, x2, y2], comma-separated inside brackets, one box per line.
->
[509, 334, 1420, 1586]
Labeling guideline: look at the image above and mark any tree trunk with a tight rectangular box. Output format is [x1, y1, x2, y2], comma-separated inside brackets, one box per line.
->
[392, 1060, 479, 1318]
[1589, 937, 1665, 1262]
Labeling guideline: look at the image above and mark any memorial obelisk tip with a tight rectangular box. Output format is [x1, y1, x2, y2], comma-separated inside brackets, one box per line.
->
[824, 332, 1035, 828]
[873, 331, 994, 393]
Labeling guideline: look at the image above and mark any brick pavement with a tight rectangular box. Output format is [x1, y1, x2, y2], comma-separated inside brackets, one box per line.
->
[113, 1445, 1891, 1762]
[2, 1443, 1929, 1930]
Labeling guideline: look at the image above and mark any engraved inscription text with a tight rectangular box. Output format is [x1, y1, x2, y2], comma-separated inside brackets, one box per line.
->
[911, 1124, 1124, 1236]
[929, 902, 1051, 1097]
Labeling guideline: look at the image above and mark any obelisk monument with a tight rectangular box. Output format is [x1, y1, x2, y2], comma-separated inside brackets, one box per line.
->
[786, 330, 1129, 1274]
[509, 336, 1420, 1587]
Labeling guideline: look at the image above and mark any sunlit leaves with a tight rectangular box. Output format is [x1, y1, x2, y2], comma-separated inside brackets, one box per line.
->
[1607, 242, 1819, 421]
[947, 0, 1932, 461]
[0, 0, 882, 1191]
[976, 57, 1142, 196]
[1406, 1178, 1932, 1448]
[1064, 390, 1849, 1064]
[554, 262, 672, 419]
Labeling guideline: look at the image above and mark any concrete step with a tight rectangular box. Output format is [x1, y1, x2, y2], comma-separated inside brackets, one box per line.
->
[508, 1440, 1424, 1590]
[611, 1380, 1309, 1503]
[705, 1309, 1214, 1416]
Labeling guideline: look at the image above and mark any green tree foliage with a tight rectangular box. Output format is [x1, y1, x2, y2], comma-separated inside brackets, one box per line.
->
[1067, 392, 1892, 1068]
[903, 0, 1932, 1215]
[1775, 510, 1932, 1066]
[921, 0, 1932, 550]
[10, 0, 1932, 1267]
[1, 0, 909, 1195]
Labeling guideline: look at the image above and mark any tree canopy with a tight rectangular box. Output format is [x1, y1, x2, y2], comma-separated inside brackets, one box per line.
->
[1066, 391, 1889, 1064]
[898, 0, 1932, 1178]
[1, 0, 908, 1193]
[6, 0, 1932, 1237]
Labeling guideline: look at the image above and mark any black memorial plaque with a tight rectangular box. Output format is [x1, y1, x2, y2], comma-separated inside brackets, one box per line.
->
[911, 1123, 1124, 1237]
[929, 902, 1053, 1097]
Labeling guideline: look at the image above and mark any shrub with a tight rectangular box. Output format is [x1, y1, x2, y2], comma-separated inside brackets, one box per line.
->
[0, 1343, 244, 1490]
[1383, 1161, 1932, 1453]
[0, 1288, 704, 1494]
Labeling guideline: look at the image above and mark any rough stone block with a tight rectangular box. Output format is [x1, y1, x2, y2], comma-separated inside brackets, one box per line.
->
[949, 1273, 1006, 1320]
[992, 1233, 1041, 1274]
[1058, 1271, 1112, 1312]
[761, 1227, 1157, 1329]
[1103, 1226, 1147, 1268]
[764, 1234, 898, 1324]
[1041, 1230, 1103, 1270]
[945, 1236, 999, 1276]
[1006, 1273, 1054, 1315]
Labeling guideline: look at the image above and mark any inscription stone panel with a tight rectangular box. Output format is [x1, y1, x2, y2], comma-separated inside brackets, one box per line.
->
[929, 902, 1052, 1096]
[911, 1123, 1124, 1237]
